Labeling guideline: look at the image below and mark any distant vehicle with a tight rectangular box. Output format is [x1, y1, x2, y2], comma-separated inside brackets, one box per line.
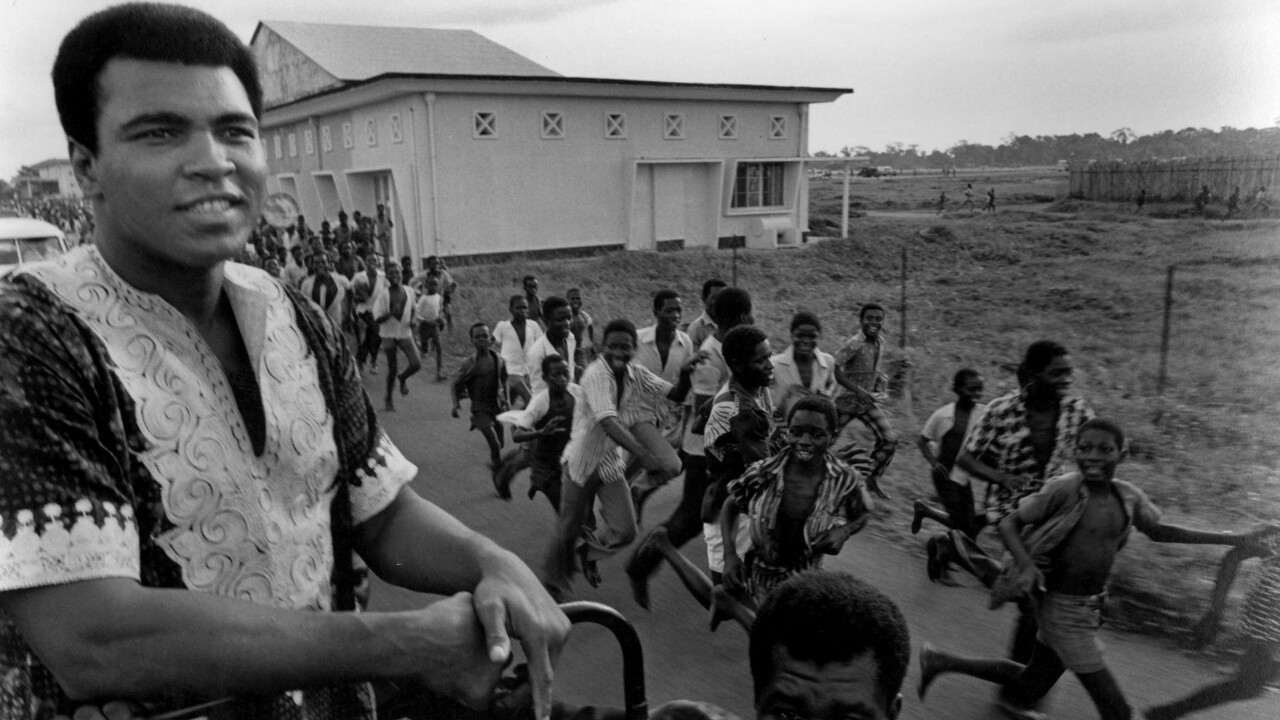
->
[876, 166, 897, 176]
[0, 218, 69, 276]
[858, 166, 880, 178]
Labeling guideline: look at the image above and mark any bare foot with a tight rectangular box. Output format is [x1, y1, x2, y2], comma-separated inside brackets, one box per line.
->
[384, 398, 395, 412]
[400, 377, 410, 396]
[709, 585, 733, 632]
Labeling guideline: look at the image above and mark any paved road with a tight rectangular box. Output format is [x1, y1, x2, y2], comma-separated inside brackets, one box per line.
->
[365, 369, 1278, 720]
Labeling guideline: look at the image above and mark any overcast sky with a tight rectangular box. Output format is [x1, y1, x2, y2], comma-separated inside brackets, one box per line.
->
[3, 0, 1277, 177]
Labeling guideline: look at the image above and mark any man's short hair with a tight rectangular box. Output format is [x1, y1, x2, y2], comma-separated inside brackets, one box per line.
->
[722, 325, 767, 373]
[601, 318, 638, 344]
[786, 395, 838, 432]
[1018, 339, 1069, 383]
[508, 294, 526, 311]
[750, 571, 911, 706]
[859, 302, 886, 320]
[952, 368, 981, 390]
[709, 287, 752, 328]
[53, 2, 263, 153]
[701, 278, 728, 301]
[1079, 417, 1126, 452]
[789, 311, 822, 333]
[469, 321, 489, 337]
[652, 289, 680, 314]
[540, 353, 567, 376]
[523, 275, 537, 286]
[542, 295, 569, 319]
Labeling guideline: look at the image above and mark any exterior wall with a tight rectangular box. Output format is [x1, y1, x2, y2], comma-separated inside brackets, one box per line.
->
[263, 86, 813, 263]
[254, 27, 342, 106]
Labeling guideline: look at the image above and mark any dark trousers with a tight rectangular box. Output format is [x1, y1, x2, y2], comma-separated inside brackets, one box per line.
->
[629, 452, 710, 580]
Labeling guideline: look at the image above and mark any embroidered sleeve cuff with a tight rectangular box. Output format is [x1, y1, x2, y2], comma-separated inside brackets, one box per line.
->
[0, 501, 141, 592]
[350, 433, 419, 524]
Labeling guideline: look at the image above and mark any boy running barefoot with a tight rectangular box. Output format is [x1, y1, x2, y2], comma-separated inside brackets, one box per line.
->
[502, 354, 579, 512]
[414, 275, 446, 380]
[918, 419, 1276, 720]
[452, 322, 509, 474]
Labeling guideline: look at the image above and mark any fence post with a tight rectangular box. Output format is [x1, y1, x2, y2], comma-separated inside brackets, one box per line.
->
[1157, 264, 1176, 398]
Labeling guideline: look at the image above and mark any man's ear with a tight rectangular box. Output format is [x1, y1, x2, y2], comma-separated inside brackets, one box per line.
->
[887, 692, 902, 720]
[69, 139, 103, 200]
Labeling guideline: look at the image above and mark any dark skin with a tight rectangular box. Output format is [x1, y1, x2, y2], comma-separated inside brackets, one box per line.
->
[915, 373, 985, 483]
[653, 297, 683, 367]
[510, 298, 529, 347]
[544, 305, 572, 360]
[956, 355, 1074, 493]
[789, 323, 820, 390]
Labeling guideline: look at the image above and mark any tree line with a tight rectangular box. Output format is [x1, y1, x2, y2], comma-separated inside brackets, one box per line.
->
[816, 125, 1280, 169]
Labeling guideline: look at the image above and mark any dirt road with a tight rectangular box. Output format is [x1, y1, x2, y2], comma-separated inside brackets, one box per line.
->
[366, 371, 1278, 720]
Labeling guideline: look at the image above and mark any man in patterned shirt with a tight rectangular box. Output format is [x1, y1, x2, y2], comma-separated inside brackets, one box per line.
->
[940, 340, 1094, 716]
[0, 5, 567, 719]
[833, 302, 897, 499]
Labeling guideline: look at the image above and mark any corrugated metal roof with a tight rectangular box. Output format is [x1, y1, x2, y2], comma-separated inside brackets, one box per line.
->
[257, 21, 560, 81]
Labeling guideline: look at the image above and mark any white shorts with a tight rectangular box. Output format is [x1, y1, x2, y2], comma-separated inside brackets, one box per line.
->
[703, 521, 751, 574]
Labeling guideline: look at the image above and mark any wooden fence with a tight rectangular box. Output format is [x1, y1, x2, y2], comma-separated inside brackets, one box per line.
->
[1069, 155, 1280, 202]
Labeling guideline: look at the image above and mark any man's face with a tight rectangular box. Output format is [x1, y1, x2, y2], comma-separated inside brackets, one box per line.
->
[791, 323, 820, 358]
[524, 277, 539, 294]
[385, 263, 401, 286]
[545, 360, 571, 392]
[860, 309, 885, 340]
[567, 290, 582, 311]
[957, 374, 985, 404]
[704, 285, 724, 312]
[757, 647, 900, 720]
[1032, 354, 1074, 398]
[425, 277, 439, 294]
[364, 256, 378, 278]
[313, 253, 331, 274]
[510, 298, 529, 321]
[547, 305, 572, 340]
[601, 330, 635, 371]
[290, 247, 303, 264]
[263, 257, 280, 277]
[77, 59, 266, 272]
[655, 297, 683, 332]
[471, 326, 492, 352]
[339, 242, 353, 257]
[735, 340, 774, 389]
[1075, 427, 1124, 484]
[427, 257, 440, 272]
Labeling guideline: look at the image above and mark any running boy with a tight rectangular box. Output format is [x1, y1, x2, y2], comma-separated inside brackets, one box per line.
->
[566, 287, 594, 368]
[833, 302, 897, 499]
[501, 354, 579, 512]
[452, 322, 509, 474]
[414, 275, 445, 380]
[918, 418, 1275, 720]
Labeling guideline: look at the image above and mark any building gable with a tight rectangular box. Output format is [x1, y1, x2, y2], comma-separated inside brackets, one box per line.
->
[252, 25, 343, 108]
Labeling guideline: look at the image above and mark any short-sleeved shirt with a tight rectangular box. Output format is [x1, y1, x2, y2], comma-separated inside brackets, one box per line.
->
[727, 448, 871, 598]
[920, 401, 988, 482]
[372, 284, 416, 339]
[964, 390, 1095, 518]
[492, 319, 544, 377]
[682, 335, 727, 456]
[769, 345, 838, 417]
[832, 331, 885, 396]
[705, 380, 774, 515]
[562, 358, 673, 486]
[300, 271, 351, 330]
[502, 386, 581, 466]
[525, 333, 577, 395]
[685, 312, 717, 352]
[0, 246, 416, 718]
[634, 324, 695, 431]
[415, 292, 442, 323]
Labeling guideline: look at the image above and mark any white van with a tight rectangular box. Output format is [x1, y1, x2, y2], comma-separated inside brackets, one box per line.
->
[0, 218, 70, 276]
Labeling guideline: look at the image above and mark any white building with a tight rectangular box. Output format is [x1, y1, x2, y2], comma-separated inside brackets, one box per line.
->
[251, 21, 849, 264]
[16, 158, 81, 200]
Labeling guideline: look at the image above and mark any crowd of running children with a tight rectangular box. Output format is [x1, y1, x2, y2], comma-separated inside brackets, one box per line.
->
[433, 273, 1278, 720]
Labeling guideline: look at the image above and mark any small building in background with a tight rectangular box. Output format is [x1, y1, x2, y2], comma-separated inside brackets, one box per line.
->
[251, 21, 849, 264]
[14, 158, 81, 201]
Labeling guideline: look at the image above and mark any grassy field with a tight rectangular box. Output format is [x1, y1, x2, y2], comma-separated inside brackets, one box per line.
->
[441, 169, 1280, 645]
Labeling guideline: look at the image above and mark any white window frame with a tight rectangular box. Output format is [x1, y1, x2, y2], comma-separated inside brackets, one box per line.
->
[541, 111, 564, 139]
[303, 128, 315, 155]
[273, 134, 282, 159]
[730, 161, 786, 210]
[605, 112, 627, 139]
[342, 122, 353, 149]
[474, 111, 498, 139]
[390, 113, 403, 144]
[366, 118, 378, 147]
[718, 115, 738, 140]
[321, 125, 332, 153]
[663, 113, 685, 140]
[287, 132, 297, 158]
[768, 115, 787, 140]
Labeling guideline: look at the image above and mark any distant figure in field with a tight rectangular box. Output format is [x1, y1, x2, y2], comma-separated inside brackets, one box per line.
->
[1225, 186, 1241, 219]
[1194, 185, 1210, 216]
[1251, 186, 1271, 215]
[1134, 188, 1146, 214]
[936, 191, 947, 215]
[962, 183, 976, 212]
[984, 188, 996, 213]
